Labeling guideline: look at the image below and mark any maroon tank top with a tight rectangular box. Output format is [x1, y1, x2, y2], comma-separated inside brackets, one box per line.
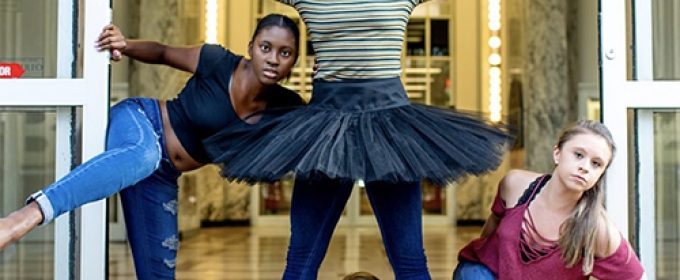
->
[458, 175, 644, 280]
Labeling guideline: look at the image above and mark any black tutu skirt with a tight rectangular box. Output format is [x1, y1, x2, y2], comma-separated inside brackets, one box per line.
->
[203, 77, 516, 185]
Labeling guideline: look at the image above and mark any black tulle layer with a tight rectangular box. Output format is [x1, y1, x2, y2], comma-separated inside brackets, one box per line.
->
[203, 78, 516, 185]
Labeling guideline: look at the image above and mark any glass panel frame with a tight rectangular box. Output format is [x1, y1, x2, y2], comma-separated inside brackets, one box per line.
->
[649, 111, 680, 279]
[0, 1, 61, 79]
[407, 2, 455, 108]
[0, 108, 58, 280]
[0, 0, 111, 279]
[601, 0, 680, 279]
[651, 1, 680, 81]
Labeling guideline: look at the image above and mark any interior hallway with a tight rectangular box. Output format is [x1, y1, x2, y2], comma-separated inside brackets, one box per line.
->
[0, 225, 481, 280]
[109, 225, 480, 280]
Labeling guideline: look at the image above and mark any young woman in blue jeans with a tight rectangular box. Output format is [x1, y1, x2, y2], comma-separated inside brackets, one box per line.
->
[0, 14, 304, 280]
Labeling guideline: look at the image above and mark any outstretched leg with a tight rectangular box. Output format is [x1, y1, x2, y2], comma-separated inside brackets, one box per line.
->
[0, 99, 162, 250]
[0, 202, 43, 251]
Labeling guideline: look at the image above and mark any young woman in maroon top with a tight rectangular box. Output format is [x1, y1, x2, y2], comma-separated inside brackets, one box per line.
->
[456, 120, 647, 280]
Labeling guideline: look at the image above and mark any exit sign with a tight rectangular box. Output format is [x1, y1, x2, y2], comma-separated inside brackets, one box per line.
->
[0, 63, 25, 79]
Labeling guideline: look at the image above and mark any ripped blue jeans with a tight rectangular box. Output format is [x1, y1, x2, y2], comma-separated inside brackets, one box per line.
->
[29, 98, 181, 279]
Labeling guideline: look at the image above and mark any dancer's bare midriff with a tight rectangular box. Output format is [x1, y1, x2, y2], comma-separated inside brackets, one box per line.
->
[158, 100, 205, 172]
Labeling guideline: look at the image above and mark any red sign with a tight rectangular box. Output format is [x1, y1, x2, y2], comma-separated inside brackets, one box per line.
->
[0, 63, 25, 79]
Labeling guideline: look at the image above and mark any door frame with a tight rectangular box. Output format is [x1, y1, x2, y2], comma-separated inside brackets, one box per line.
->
[600, 0, 680, 279]
[0, 0, 111, 278]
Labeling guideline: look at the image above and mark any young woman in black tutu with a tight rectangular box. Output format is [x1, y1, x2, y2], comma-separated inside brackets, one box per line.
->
[204, 1, 516, 279]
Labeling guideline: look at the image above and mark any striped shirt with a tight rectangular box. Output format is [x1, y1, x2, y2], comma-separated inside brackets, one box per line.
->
[277, 0, 429, 81]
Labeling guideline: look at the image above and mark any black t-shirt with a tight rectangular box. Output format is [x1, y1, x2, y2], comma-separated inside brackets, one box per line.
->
[166, 44, 303, 163]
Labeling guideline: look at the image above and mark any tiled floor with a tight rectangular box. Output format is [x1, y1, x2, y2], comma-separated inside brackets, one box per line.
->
[112, 225, 479, 280]
[1, 225, 481, 280]
[5, 225, 676, 279]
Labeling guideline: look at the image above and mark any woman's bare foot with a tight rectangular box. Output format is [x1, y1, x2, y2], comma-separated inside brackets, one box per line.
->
[0, 202, 44, 251]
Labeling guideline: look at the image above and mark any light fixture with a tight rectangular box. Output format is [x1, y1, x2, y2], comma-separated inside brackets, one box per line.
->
[488, 36, 501, 48]
[205, 0, 218, 43]
[488, 54, 502, 65]
[487, 0, 502, 122]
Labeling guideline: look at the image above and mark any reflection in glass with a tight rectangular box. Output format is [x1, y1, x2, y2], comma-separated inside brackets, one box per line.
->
[652, 1, 680, 80]
[404, 58, 428, 103]
[359, 181, 447, 216]
[256, 0, 298, 18]
[407, 18, 450, 56]
[406, 20, 426, 56]
[0, 109, 57, 279]
[430, 60, 451, 107]
[281, 58, 313, 100]
[431, 20, 449, 56]
[403, 58, 450, 107]
[422, 181, 446, 215]
[0, 0, 79, 79]
[653, 112, 680, 280]
[260, 179, 294, 215]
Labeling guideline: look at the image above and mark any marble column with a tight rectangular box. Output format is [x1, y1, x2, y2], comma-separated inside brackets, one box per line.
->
[129, 0, 189, 101]
[522, 0, 579, 173]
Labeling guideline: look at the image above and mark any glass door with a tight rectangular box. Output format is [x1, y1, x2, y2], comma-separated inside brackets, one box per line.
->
[0, 0, 110, 279]
[600, 0, 680, 279]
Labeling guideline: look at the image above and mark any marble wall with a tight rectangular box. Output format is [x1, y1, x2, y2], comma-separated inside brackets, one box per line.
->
[128, 0, 186, 101]
[188, 166, 251, 223]
[455, 172, 499, 222]
[522, 0, 580, 173]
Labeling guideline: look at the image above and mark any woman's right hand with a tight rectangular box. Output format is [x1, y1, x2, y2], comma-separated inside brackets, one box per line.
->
[96, 24, 127, 61]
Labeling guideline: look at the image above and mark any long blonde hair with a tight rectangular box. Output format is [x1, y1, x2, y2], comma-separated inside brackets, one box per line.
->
[555, 120, 615, 274]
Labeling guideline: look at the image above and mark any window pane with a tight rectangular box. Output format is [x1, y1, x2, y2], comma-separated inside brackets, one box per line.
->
[260, 180, 293, 215]
[431, 20, 449, 56]
[0, 108, 57, 279]
[430, 60, 451, 107]
[359, 181, 447, 216]
[404, 58, 428, 103]
[406, 20, 426, 56]
[653, 112, 680, 279]
[422, 181, 447, 216]
[652, 1, 680, 80]
[281, 59, 312, 100]
[404, 59, 450, 107]
[0, 0, 81, 79]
